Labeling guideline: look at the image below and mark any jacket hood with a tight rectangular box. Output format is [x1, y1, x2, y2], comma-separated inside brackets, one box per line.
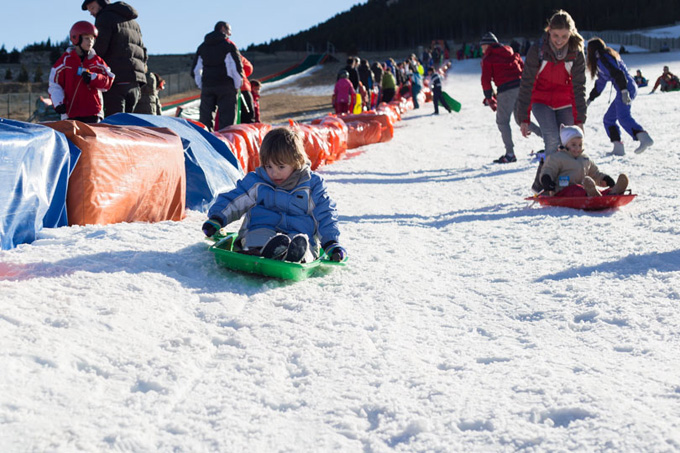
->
[488, 43, 515, 58]
[106, 1, 138, 20]
[204, 30, 228, 45]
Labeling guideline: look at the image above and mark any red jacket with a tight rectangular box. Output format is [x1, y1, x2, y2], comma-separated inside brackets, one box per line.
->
[515, 34, 587, 125]
[480, 44, 523, 98]
[241, 55, 253, 92]
[49, 48, 115, 119]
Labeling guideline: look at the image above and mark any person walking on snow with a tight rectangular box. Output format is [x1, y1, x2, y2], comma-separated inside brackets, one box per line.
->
[428, 67, 449, 115]
[515, 10, 587, 192]
[586, 37, 654, 155]
[49, 21, 115, 123]
[479, 31, 541, 163]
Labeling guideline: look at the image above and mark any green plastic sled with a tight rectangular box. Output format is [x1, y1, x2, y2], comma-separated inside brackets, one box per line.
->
[438, 90, 462, 112]
[208, 232, 347, 281]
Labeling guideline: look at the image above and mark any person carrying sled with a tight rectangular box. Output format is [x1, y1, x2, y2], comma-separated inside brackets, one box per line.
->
[479, 31, 541, 163]
[332, 70, 356, 115]
[650, 65, 680, 93]
[202, 127, 347, 263]
[515, 10, 587, 192]
[49, 21, 115, 123]
[586, 37, 654, 156]
[427, 66, 449, 115]
[540, 125, 628, 198]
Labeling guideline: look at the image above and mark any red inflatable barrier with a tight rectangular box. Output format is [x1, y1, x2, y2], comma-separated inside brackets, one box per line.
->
[338, 112, 394, 142]
[345, 120, 382, 149]
[45, 120, 185, 226]
[213, 131, 249, 172]
[288, 118, 347, 169]
[215, 123, 272, 172]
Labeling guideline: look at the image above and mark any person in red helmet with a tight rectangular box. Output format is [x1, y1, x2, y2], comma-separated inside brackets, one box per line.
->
[48, 21, 115, 123]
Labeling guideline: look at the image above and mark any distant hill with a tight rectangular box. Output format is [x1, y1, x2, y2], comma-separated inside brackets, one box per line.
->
[248, 0, 680, 53]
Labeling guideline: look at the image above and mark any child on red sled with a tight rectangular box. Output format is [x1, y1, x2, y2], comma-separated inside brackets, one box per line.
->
[540, 125, 628, 197]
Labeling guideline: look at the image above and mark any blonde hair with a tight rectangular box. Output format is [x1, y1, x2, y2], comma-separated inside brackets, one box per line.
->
[545, 9, 584, 52]
[259, 127, 310, 169]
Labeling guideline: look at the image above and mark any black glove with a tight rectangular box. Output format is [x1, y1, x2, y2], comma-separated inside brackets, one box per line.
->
[602, 175, 615, 187]
[323, 241, 347, 262]
[54, 104, 67, 114]
[202, 218, 222, 237]
[81, 70, 92, 85]
[540, 174, 556, 192]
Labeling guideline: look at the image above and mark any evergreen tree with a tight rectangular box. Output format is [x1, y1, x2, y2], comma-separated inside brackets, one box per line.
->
[5, 67, 13, 80]
[9, 48, 20, 64]
[34, 66, 44, 83]
[0, 44, 7, 64]
[17, 65, 29, 83]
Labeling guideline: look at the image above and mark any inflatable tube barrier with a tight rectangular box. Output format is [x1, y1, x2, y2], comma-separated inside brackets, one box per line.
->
[337, 112, 395, 143]
[102, 114, 243, 211]
[214, 123, 273, 173]
[1, 118, 79, 250]
[46, 121, 186, 226]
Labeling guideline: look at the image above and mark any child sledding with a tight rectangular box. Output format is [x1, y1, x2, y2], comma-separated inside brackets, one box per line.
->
[202, 127, 348, 279]
[526, 125, 636, 210]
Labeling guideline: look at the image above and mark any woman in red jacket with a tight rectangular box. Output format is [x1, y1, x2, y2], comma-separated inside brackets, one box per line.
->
[515, 10, 587, 191]
[49, 21, 115, 123]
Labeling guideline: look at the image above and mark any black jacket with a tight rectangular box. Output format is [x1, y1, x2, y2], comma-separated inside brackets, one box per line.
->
[192, 31, 243, 89]
[93, 2, 147, 85]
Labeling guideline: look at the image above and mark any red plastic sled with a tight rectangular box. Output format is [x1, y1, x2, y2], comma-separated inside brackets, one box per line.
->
[525, 194, 637, 211]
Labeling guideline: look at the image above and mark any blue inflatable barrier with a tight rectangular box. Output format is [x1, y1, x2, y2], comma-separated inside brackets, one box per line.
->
[0, 118, 80, 250]
[102, 113, 243, 211]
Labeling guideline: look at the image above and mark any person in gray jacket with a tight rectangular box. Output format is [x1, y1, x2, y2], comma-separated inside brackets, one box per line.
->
[191, 21, 244, 131]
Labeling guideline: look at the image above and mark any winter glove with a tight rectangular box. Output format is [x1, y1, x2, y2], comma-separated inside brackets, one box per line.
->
[602, 175, 616, 188]
[81, 70, 92, 85]
[540, 174, 556, 193]
[621, 89, 631, 105]
[54, 104, 67, 114]
[323, 241, 347, 262]
[202, 218, 222, 237]
[483, 96, 497, 112]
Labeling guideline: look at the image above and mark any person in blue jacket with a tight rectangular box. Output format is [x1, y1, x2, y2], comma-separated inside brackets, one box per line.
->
[201, 127, 347, 263]
[586, 37, 654, 156]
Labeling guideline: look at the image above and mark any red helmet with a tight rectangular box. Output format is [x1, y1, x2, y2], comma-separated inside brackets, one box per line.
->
[70, 21, 98, 46]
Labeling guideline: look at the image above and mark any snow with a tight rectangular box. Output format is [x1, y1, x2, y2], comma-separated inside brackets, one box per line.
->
[2, 46, 680, 451]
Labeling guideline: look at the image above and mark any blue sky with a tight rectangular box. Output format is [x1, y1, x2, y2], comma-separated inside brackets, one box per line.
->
[2, 0, 368, 54]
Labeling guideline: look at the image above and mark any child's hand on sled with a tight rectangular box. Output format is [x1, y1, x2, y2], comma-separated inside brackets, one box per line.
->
[202, 218, 222, 237]
[324, 241, 347, 262]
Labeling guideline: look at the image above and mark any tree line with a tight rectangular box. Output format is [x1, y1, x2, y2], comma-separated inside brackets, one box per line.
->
[247, 0, 680, 53]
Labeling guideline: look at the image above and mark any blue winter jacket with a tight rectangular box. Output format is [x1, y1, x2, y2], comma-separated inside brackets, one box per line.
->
[591, 52, 637, 100]
[207, 166, 340, 250]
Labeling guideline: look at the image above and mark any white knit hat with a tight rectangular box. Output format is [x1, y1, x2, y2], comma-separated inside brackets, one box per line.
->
[560, 124, 584, 146]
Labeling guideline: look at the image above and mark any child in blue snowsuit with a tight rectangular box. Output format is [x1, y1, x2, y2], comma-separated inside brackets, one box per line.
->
[586, 37, 654, 156]
[202, 127, 347, 263]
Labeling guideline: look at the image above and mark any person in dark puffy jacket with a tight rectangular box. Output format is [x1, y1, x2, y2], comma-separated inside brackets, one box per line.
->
[586, 37, 653, 156]
[480, 31, 541, 164]
[82, 0, 147, 116]
[191, 21, 244, 131]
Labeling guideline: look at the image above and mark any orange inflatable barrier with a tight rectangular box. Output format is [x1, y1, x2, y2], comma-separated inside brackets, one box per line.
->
[213, 131, 249, 172]
[345, 120, 382, 149]
[290, 117, 348, 169]
[337, 112, 394, 142]
[45, 121, 186, 226]
[215, 123, 272, 172]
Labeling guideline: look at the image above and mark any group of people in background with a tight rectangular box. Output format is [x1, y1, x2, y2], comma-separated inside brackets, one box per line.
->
[479, 9, 670, 197]
[332, 53, 449, 115]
